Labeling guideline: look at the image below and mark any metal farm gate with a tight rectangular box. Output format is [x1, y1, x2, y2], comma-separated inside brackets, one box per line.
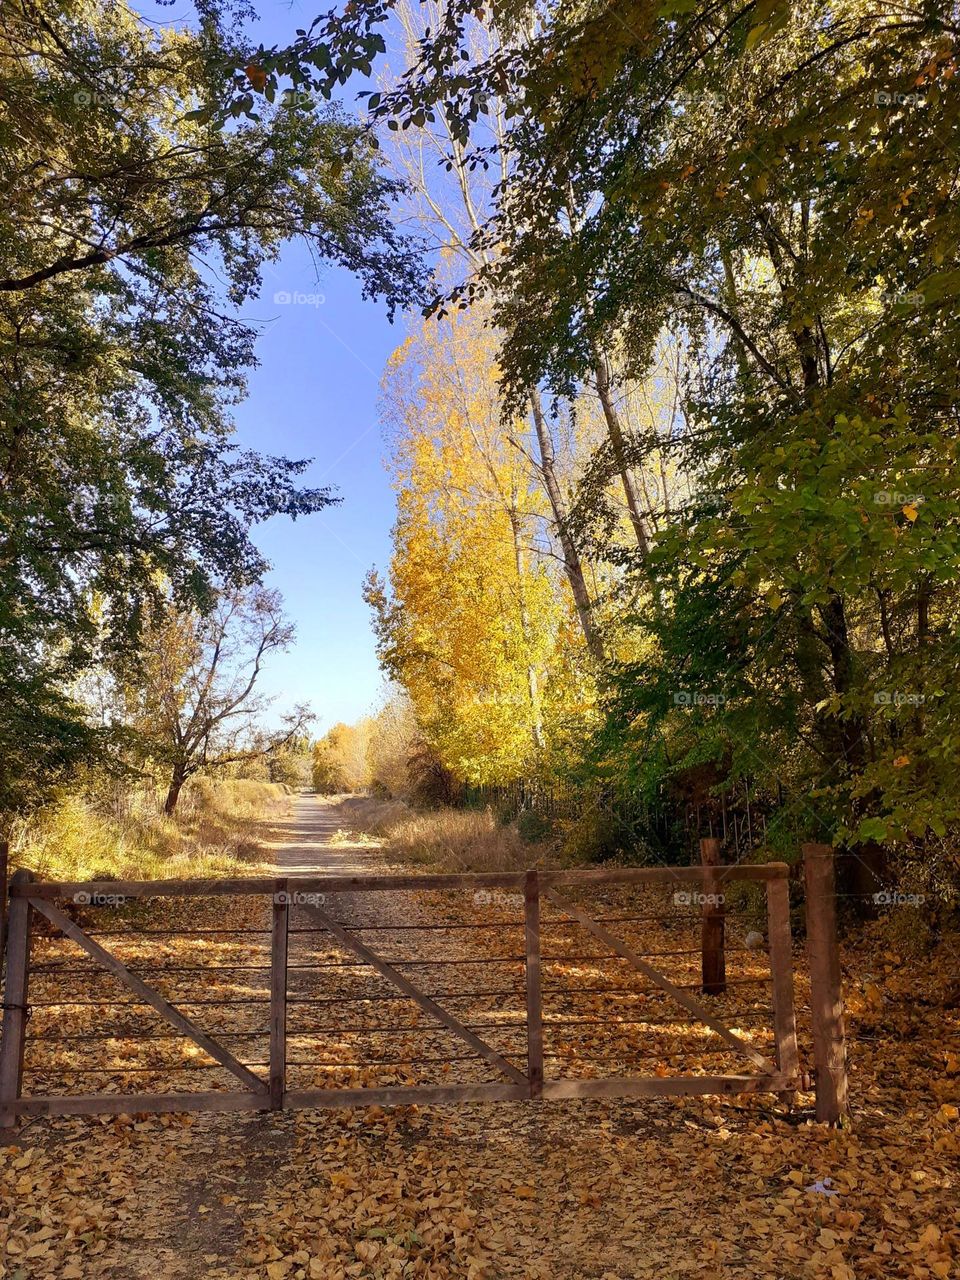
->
[0, 855, 847, 1132]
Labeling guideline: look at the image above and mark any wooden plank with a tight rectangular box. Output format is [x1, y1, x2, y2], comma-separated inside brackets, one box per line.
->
[766, 876, 800, 1091]
[538, 864, 788, 887]
[15, 1075, 789, 1118]
[13, 864, 789, 900]
[524, 869, 544, 1098]
[12, 877, 276, 899]
[269, 880, 289, 1109]
[700, 837, 726, 994]
[543, 889, 776, 1072]
[299, 900, 528, 1086]
[14, 872, 529, 900]
[286, 1083, 529, 1108]
[803, 844, 849, 1124]
[28, 897, 268, 1095]
[16, 1090, 271, 1118]
[0, 870, 33, 1134]
[541, 1074, 792, 1101]
[15, 1074, 791, 1117]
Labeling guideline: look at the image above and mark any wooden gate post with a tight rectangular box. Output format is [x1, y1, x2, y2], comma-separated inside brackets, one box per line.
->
[700, 837, 726, 994]
[0, 839, 9, 990]
[524, 870, 543, 1099]
[269, 879, 289, 1111]
[803, 844, 849, 1124]
[0, 869, 33, 1136]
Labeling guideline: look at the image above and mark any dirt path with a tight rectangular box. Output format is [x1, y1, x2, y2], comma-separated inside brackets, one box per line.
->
[261, 793, 384, 878]
[264, 794, 532, 1100]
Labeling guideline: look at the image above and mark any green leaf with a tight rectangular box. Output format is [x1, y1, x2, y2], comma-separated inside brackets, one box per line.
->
[856, 817, 889, 843]
[919, 269, 960, 304]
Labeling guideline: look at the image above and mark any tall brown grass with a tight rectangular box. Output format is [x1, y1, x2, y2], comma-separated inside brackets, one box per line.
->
[10, 778, 289, 881]
[337, 795, 552, 872]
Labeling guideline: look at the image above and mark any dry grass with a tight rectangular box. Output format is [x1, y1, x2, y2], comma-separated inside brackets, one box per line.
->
[9, 778, 289, 882]
[335, 795, 552, 872]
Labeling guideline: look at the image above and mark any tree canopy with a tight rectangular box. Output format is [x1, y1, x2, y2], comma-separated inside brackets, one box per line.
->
[0, 0, 425, 811]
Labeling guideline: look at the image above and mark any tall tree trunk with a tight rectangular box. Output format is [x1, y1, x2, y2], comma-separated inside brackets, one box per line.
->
[592, 349, 653, 561]
[507, 507, 545, 752]
[817, 590, 886, 899]
[528, 392, 605, 661]
[721, 249, 752, 381]
[164, 763, 188, 816]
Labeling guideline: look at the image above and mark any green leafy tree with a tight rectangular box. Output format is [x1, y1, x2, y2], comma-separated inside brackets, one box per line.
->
[285, 1, 960, 870]
[0, 0, 425, 812]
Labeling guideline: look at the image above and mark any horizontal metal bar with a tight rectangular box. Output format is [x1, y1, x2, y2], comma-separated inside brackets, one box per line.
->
[536, 954, 766, 966]
[287, 990, 521, 1005]
[540, 1074, 794, 1100]
[29, 949, 757, 977]
[29, 965, 273, 976]
[543, 1047, 775, 1063]
[84, 928, 271, 937]
[339, 921, 523, 933]
[25, 1025, 514, 1044]
[539, 940, 752, 955]
[540, 983, 768, 995]
[262, 956, 525, 969]
[290, 922, 523, 935]
[542, 1012, 772, 1028]
[23, 1064, 271, 1075]
[27, 1030, 269, 1043]
[283, 1083, 529, 1107]
[332, 956, 525, 967]
[16, 863, 787, 900]
[28, 997, 269, 1008]
[293, 1023, 523, 1036]
[32, 962, 773, 977]
[542, 914, 699, 926]
[285, 1013, 771, 1033]
[286, 1053, 502, 1068]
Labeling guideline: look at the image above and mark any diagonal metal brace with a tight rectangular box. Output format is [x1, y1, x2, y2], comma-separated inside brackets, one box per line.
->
[544, 888, 776, 1073]
[301, 899, 528, 1086]
[29, 897, 268, 1094]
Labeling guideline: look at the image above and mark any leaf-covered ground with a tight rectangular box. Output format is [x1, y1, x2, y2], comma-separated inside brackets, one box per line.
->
[1, 799, 957, 1278]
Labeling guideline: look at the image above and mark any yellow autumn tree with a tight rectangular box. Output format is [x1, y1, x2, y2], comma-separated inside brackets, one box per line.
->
[311, 719, 373, 793]
[368, 310, 576, 785]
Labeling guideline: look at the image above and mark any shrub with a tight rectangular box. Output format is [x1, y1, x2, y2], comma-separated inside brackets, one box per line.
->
[10, 778, 287, 881]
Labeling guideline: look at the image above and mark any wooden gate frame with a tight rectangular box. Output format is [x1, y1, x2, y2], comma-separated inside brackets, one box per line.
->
[0, 862, 830, 1132]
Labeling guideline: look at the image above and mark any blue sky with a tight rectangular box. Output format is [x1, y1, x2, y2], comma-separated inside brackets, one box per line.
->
[148, 1, 411, 734]
[232, 245, 402, 735]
